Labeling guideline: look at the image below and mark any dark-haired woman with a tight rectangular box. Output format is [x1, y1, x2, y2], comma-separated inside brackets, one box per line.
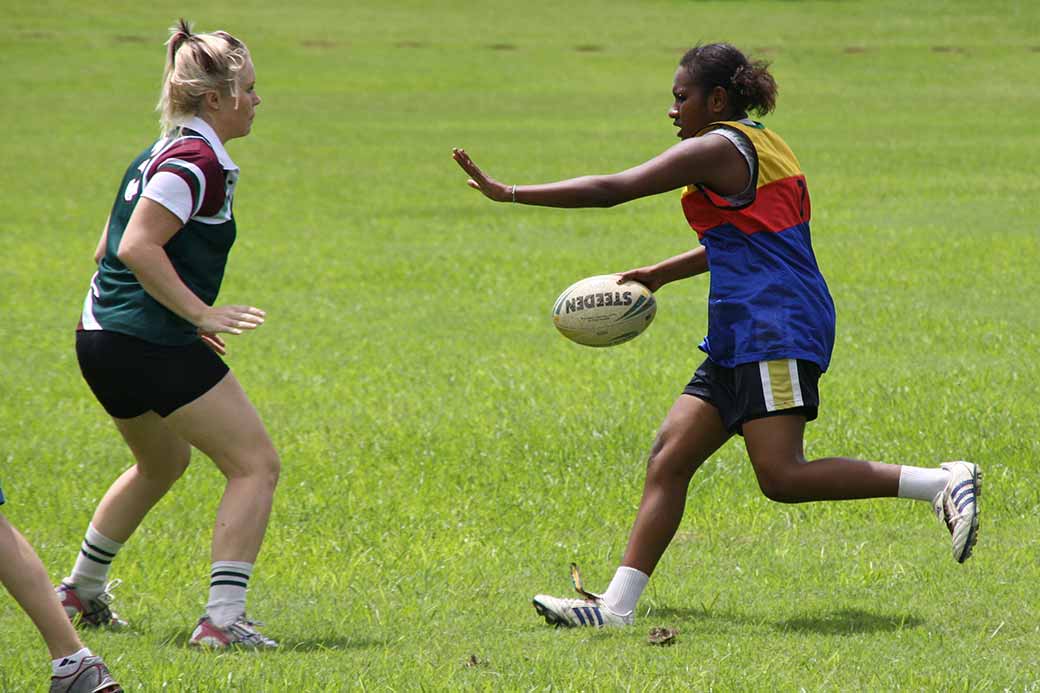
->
[453, 43, 980, 628]
[61, 20, 278, 648]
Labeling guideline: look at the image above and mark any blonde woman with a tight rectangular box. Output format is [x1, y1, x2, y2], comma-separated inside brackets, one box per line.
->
[62, 19, 278, 648]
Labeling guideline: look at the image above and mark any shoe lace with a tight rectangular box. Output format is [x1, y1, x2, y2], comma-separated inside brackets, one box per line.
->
[932, 493, 948, 520]
[935, 492, 978, 535]
[82, 579, 123, 623]
[228, 617, 275, 645]
[95, 579, 122, 606]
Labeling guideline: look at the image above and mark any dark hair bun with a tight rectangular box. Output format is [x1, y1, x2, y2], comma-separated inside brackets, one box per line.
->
[680, 43, 777, 116]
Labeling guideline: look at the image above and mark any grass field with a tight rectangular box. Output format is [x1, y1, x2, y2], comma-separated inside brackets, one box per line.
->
[2, 0, 1039, 690]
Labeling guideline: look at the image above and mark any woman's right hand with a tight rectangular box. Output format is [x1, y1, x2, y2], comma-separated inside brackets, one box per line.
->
[616, 265, 665, 293]
[196, 305, 266, 336]
[452, 148, 511, 202]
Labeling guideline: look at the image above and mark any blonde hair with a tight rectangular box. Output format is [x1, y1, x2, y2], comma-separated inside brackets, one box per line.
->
[157, 18, 251, 135]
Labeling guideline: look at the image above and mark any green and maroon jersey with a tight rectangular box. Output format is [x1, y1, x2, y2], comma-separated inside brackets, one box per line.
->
[79, 117, 239, 345]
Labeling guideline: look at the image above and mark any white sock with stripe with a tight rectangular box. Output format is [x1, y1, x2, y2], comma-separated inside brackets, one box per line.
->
[601, 566, 649, 615]
[52, 647, 92, 676]
[68, 524, 123, 600]
[207, 561, 253, 627]
[898, 465, 951, 502]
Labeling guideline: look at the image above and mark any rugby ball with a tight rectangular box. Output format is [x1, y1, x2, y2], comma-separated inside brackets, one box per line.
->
[552, 275, 656, 347]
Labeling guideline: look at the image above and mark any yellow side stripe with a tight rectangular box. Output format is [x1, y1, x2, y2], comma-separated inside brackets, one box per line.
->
[760, 359, 804, 411]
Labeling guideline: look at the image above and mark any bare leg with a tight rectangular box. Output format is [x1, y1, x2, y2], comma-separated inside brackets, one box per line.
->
[742, 414, 899, 502]
[620, 395, 732, 576]
[89, 412, 191, 543]
[0, 514, 83, 659]
[164, 372, 280, 563]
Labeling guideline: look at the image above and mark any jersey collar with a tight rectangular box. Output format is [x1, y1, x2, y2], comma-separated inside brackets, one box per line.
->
[181, 116, 239, 172]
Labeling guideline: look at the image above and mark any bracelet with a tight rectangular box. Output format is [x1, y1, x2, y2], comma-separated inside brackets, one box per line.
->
[511, 184, 517, 203]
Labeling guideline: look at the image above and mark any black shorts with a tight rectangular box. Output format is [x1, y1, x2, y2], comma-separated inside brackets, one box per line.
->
[76, 330, 229, 419]
[682, 357, 822, 435]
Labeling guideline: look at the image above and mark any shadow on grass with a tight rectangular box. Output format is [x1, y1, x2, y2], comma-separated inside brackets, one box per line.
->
[775, 608, 924, 635]
[275, 637, 390, 652]
[647, 606, 713, 621]
[160, 631, 388, 652]
[646, 606, 924, 636]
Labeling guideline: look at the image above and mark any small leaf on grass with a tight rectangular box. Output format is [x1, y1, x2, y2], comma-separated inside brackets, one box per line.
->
[647, 627, 678, 646]
[463, 654, 486, 668]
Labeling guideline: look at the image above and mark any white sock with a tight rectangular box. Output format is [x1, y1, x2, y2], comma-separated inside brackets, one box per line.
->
[898, 465, 950, 502]
[68, 524, 123, 600]
[207, 561, 253, 627]
[52, 647, 92, 676]
[601, 566, 649, 615]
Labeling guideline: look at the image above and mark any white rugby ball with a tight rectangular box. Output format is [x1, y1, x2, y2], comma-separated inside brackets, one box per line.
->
[552, 275, 657, 347]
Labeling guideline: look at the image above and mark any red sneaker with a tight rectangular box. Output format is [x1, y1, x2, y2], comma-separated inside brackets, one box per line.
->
[55, 580, 128, 630]
[188, 615, 278, 649]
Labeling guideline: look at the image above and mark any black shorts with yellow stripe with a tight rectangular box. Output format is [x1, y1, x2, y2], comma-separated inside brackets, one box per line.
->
[682, 357, 821, 435]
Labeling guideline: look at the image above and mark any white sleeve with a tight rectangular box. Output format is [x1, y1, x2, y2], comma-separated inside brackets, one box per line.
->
[141, 171, 193, 223]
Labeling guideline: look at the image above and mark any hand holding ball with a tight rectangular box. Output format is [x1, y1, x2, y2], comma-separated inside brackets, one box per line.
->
[552, 275, 656, 347]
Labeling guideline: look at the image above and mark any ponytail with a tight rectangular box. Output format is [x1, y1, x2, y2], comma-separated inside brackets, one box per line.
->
[156, 18, 251, 135]
[165, 17, 192, 67]
[729, 60, 776, 116]
[679, 43, 778, 117]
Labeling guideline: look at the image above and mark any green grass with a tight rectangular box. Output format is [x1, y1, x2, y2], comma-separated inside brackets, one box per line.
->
[2, 0, 1039, 689]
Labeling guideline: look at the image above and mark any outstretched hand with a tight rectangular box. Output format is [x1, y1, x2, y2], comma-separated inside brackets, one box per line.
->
[452, 148, 511, 202]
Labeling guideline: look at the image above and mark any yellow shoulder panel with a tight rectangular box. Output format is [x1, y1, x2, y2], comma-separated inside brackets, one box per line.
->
[702, 121, 802, 187]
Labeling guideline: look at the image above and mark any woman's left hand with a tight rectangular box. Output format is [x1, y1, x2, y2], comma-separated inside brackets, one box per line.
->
[616, 265, 665, 293]
[452, 148, 511, 202]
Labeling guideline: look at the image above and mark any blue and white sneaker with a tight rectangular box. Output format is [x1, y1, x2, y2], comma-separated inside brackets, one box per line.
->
[933, 461, 981, 563]
[532, 594, 633, 628]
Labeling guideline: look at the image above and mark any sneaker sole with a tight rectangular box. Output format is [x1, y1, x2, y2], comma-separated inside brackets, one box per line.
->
[188, 636, 228, 649]
[68, 615, 129, 631]
[532, 598, 571, 628]
[956, 465, 982, 564]
[90, 683, 123, 693]
[189, 636, 277, 650]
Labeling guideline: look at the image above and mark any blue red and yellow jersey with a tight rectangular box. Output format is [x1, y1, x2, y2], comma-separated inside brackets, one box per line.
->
[682, 120, 835, 370]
